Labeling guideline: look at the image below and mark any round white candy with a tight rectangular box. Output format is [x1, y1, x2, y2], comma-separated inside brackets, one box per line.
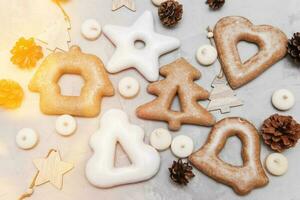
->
[265, 153, 288, 176]
[150, 128, 172, 151]
[16, 128, 39, 150]
[207, 32, 214, 38]
[272, 89, 295, 111]
[151, 0, 168, 6]
[118, 77, 140, 98]
[81, 19, 102, 41]
[55, 115, 77, 136]
[196, 44, 218, 66]
[171, 135, 194, 158]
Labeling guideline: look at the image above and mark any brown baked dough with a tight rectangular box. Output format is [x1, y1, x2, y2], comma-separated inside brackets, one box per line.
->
[29, 46, 114, 117]
[214, 16, 287, 89]
[189, 117, 268, 195]
[136, 58, 215, 131]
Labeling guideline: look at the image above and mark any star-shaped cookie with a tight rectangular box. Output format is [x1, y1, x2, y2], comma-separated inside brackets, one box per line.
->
[103, 11, 180, 82]
[33, 150, 73, 189]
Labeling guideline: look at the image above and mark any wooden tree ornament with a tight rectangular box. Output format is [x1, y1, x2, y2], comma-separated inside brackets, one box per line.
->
[136, 58, 215, 131]
[207, 71, 243, 113]
[112, 0, 136, 11]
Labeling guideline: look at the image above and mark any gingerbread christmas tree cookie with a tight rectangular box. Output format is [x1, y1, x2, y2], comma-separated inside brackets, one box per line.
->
[136, 58, 215, 131]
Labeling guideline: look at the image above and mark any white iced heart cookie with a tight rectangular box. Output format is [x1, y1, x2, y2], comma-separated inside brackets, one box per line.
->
[171, 135, 194, 158]
[103, 11, 180, 82]
[16, 128, 39, 150]
[150, 128, 172, 151]
[196, 44, 218, 66]
[272, 89, 295, 111]
[86, 109, 160, 188]
[81, 19, 101, 41]
[55, 115, 77, 136]
[265, 153, 288, 176]
[118, 77, 140, 98]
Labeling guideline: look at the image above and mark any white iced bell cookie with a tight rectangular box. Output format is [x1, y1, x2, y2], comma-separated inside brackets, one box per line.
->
[86, 109, 160, 188]
[171, 135, 194, 158]
[272, 89, 295, 111]
[16, 128, 39, 150]
[265, 153, 288, 176]
[81, 19, 102, 41]
[55, 115, 77, 136]
[150, 128, 172, 151]
[118, 77, 140, 98]
[196, 44, 218, 66]
[103, 11, 180, 82]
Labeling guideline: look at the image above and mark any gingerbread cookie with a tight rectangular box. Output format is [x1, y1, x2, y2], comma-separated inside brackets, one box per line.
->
[189, 117, 268, 195]
[136, 58, 215, 131]
[214, 16, 287, 89]
[29, 46, 114, 117]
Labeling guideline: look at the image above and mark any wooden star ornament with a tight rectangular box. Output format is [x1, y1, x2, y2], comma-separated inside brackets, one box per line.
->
[33, 150, 73, 189]
[112, 0, 136, 11]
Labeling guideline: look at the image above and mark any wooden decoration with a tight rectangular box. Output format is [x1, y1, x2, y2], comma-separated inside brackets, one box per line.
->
[18, 149, 73, 200]
[112, 0, 136, 11]
[207, 72, 243, 113]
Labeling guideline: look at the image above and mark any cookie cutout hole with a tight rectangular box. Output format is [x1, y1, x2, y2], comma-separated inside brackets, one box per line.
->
[219, 136, 243, 167]
[58, 74, 85, 97]
[169, 92, 183, 112]
[114, 142, 132, 168]
[134, 40, 146, 49]
[237, 41, 259, 64]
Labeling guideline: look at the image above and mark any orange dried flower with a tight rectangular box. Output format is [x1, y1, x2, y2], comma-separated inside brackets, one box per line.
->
[10, 37, 43, 69]
[0, 80, 24, 109]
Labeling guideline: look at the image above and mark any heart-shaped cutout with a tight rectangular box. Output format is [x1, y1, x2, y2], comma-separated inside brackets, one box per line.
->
[189, 117, 269, 195]
[214, 16, 287, 89]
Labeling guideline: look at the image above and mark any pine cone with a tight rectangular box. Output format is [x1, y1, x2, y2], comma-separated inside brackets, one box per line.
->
[261, 114, 300, 152]
[169, 159, 195, 185]
[206, 0, 225, 10]
[287, 32, 300, 63]
[158, 0, 183, 27]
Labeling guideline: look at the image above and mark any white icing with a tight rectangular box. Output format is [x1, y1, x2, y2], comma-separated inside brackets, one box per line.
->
[81, 19, 101, 41]
[150, 128, 172, 151]
[55, 115, 77, 136]
[171, 135, 194, 158]
[103, 11, 180, 82]
[86, 109, 160, 188]
[272, 89, 295, 111]
[265, 153, 288, 176]
[196, 44, 218, 66]
[16, 128, 39, 150]
[118, 77, 140, 98]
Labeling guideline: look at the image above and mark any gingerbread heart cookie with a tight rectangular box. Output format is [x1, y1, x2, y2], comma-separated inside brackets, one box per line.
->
[214, 16, 287, 89]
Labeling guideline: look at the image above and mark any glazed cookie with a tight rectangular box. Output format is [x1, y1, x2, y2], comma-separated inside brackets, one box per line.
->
[29, 46, 114, 117]
[86, 109, 160, 188]
[214, 16, 287, 89]
[103, 11, 180, 82]
[272, 89, 295, 111]
[189, 118, 268, 195]
[81, 19, 102, 41]
[136, 58, 215, 131]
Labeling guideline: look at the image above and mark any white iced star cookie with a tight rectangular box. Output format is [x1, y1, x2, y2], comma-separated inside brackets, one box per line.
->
[103, 11, 180, 82]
